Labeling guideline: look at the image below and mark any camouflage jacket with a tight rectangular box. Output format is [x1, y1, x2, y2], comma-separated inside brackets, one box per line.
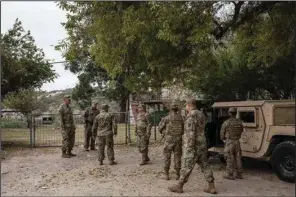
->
[220, 117, 243, 140]
[58, 103, 75, 130]
[135, 112, 152, 136]
[84, 107, 100, 125]
[158, 112, 184, 136]
[92, 110, 117, 137]
[183, 109, 207, 151]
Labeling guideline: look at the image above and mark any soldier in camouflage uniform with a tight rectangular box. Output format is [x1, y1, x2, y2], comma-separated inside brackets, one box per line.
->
[158, 101, 184, 180]
[169, 99, 217, 194]
[135, 104, 152, 165]
[220, 107, 243, 180]
[92, 104, 117, 165]
[83, 102, 100, 151]
[59, 95, 76, 158]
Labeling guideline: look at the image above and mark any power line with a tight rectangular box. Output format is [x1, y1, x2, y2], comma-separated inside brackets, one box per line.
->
[49, 61, 69, 65]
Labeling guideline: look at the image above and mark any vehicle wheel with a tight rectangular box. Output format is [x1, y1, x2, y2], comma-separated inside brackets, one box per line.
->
[271, 141, 295, 183]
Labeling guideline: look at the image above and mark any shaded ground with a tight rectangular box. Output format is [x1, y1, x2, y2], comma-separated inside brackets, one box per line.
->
[1, 145, 295, 196]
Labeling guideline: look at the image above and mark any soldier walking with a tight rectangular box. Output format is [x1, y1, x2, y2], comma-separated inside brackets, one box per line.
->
[83, 102, 100, 151]
[59, 95, 76, 158]
[168, 99, 217, 194]
[158, 101, 184, 180]
[220, 107, 244, 180]
[92, 104, 117, 165]
[135, 104, 152, 165]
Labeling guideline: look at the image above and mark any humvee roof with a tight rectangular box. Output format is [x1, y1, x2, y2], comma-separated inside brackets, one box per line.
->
[212, 100, 295, 108]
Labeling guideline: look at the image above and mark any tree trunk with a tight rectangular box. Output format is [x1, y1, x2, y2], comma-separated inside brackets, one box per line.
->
[119, 96, 127, 123]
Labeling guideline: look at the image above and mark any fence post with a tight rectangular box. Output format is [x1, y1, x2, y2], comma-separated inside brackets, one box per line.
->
[32, 116, 36, 148]
[154, 105, 157, 141]
[29, 115, 33, 148]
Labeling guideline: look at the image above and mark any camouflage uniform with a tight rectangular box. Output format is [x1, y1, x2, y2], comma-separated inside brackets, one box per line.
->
[135, 104, 152, 165]
[169, 108, 217, 194]
[59, 98, 76, 157]
[83, 105, 100, 150]
[92, 104, 117, 165]
[158, 103, 184, 180]
[220, 107, 243, 179]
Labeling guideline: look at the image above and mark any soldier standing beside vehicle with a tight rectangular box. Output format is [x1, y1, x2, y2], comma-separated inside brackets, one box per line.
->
[220, 107, 243, 180]
[59, 95, 76, 158]
[92, 104, 117, 165]
[168, 99, 217, 194]
[83, 102, 100, 151]
[135, 104, 152, 165]
[158, 101, 184, 180]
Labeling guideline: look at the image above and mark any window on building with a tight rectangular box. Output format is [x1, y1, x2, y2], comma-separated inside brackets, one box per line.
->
[239, 111, 255, 123]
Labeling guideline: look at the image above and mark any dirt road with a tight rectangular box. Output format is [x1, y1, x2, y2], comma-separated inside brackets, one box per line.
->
[1, 145, 294, 196]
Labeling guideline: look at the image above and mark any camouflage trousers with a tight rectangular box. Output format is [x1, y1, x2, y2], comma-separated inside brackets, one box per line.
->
[163, 135, 182, 172]
[224, 139, 242, 175]
[97, 135, 115, 162]
[179, 147, 214, 184]
[84, 125, 95, 150]
[137, 134, 150, 158]
[61, 128, 75, 152]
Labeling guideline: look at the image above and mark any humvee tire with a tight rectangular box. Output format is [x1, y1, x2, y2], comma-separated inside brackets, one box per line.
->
[271, 141, 295, 183]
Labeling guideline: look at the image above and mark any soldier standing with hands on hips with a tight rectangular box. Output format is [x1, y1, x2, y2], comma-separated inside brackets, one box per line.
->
[83, 102, 100, 151]
[220, 107, 244, 180]
[168, 99, 217, 194]
[92, 104, 118, 165]
[59, 95, 76, 158]
[135, 104, 152, 166]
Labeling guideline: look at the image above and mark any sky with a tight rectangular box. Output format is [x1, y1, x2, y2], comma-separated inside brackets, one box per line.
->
[1, 1, 78, 92]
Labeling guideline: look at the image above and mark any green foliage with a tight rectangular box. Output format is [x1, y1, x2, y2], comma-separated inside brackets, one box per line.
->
[3, 89, 49, 114]
[56, 1, 296, 103]
[1, 19, 57, 98]
[0, 119, 27, 129]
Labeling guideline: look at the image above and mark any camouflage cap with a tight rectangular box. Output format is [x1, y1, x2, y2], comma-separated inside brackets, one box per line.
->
[92, 101, 99, 105]
[101, 104, 109, 110]
[228, 107, 237, 113]
[63, 95, 71, 99]
[186, 98, 196, 106]
[170, 101, 179, 110]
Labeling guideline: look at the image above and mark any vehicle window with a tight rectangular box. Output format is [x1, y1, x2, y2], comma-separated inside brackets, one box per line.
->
[239, 111, 255, 123]
[274, 107, 295, 125]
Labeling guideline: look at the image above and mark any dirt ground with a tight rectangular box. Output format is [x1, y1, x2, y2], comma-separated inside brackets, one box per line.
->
[1, 145, 295, 196]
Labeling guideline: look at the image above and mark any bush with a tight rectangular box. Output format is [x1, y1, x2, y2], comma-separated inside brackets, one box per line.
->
[0, 119, 27, 128]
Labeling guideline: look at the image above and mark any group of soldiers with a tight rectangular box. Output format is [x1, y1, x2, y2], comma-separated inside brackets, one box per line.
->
[59, 95, 244, 194]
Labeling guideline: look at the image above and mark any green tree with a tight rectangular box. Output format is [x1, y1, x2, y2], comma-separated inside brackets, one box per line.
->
[1, 19, 57, 98]
[3, 89, 50, 128]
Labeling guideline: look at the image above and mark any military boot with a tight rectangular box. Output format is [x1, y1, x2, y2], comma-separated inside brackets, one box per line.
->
[223, 173, 235, 180]
[99, 161, 104, 165]
[175, 170, 180, 180]
[162, 170, 170, 180]
[145, 156, 150, 162]
[168, 182, 184, 193]
[109, 161, 118, 165]
[62, 151, 71, 158]
[139, 155, 148, 166]
[236, 172, 243, 179]
[67, 151, 76, 157]
[203, 181, 217, 194]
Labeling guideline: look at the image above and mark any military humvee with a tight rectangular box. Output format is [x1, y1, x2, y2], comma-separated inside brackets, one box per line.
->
[205, 100, 295, 183]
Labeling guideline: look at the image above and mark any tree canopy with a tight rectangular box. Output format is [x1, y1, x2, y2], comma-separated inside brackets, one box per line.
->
[56, 1, 296, 103]
[1, 19, 57, 98]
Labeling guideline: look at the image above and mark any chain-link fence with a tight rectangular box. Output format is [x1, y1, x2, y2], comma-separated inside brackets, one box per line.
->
[1, 111, 33, 147]
[33, 112, 129, 147]
[1, 111, 163, 148]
